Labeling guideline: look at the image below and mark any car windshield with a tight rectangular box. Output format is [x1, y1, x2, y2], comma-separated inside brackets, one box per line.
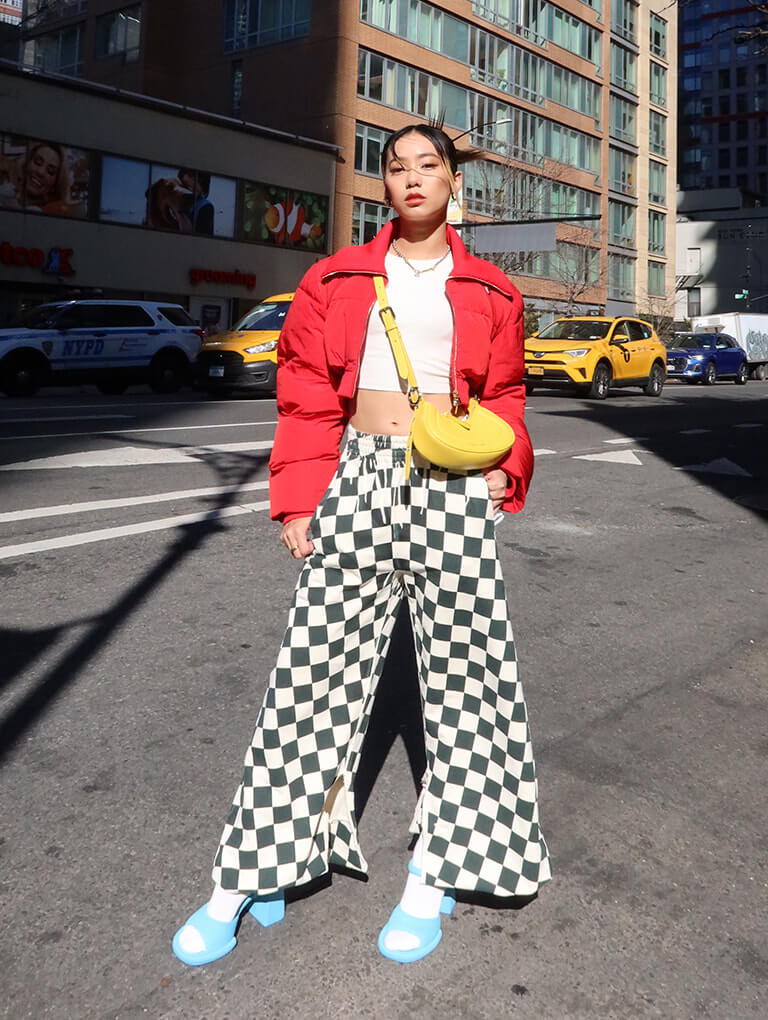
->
[670, 334, 709, 349]
[535, 320, 611, 341]
[13, 304, 66, 328]
[234, 302, 291, 332]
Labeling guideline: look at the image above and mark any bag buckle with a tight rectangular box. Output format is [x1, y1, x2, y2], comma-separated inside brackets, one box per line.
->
[407, 385, 420, 408]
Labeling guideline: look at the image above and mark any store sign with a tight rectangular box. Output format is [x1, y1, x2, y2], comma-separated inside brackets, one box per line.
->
[0, 241, 75, 276]
[189, 267, 256, 289]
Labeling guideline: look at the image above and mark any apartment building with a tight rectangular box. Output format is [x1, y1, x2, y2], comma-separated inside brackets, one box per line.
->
[20, 0, 676, 319]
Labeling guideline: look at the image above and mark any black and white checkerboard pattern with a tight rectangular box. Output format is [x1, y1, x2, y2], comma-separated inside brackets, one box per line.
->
[213, 429, 550, 898]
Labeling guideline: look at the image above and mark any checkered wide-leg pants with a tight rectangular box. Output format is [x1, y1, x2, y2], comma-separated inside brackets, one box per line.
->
[213, 428, 551, 898]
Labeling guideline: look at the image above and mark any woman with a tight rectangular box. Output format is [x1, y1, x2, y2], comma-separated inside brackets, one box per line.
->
[173, 122, 550, 967]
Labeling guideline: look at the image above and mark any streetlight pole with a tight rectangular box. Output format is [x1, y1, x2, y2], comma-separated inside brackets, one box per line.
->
[746, 222, 752, 311]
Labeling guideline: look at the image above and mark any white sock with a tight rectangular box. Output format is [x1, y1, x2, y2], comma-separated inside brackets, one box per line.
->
[384, 837, 445, 953]
[176, 887, 248, 955]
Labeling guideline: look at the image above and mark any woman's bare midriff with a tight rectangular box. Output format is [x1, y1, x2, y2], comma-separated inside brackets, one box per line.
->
[350, 388, 454, 435]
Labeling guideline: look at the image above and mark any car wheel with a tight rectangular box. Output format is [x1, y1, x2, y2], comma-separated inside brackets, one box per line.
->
[0, 352, 47, 397]
[643, 361, 665, 397]
[588, 361, 612, 399]
[97, 379, 128, 395]
[524, 380, 536, 395]
[150, 350, 187, 394]
[735, 361, 749, 385]
[703, 361, 717, 386]
[753, 363, 766, 381]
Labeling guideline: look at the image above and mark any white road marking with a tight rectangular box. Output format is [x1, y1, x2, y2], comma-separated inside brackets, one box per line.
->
[0, 480, 269, 523]
[680, 428, 710, 435]
[574, 450, 643, 465]
[533, 448, 557, 455]
[734, 423, 762, 429]
[0, 441, 273, 471]
[603, 437, 648, 445]
[679, 458, 752, 477]
[0, 501, 270, 560]
[0, 421, 277, 442]
[2, 414, 134, 423]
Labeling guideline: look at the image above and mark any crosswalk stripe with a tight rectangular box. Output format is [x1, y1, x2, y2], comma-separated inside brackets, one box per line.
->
[0, 501, 270, 560]
[0, 421, 278, 442]
[0, 441, 273, 470]
[0, 480, 269, 523]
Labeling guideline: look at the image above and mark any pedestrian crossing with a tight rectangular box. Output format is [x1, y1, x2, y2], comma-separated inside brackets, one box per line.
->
[0, 421, 762, 561]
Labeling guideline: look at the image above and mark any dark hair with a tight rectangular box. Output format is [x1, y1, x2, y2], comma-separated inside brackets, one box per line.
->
[380, 123, 460, 177]
[178, 168, 211, 196]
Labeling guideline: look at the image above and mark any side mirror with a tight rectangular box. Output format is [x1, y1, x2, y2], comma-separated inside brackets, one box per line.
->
[611, 333, 629, 344]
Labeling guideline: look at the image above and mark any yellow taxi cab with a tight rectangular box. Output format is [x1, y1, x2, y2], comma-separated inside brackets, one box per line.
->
[195, 292, 294, 394]
[525, 316, 667, 399]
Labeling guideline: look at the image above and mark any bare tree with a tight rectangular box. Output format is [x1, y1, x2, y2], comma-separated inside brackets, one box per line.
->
[638, 293, 677, 343]
[462, 155, 602, 306]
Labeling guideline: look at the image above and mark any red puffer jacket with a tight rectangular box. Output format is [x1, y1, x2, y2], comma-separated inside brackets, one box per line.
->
[270, 220, 534, 522]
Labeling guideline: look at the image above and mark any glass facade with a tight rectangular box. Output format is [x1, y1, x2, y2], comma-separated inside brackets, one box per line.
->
[224, 0, 311, 52]
[357, 49, 601, 173]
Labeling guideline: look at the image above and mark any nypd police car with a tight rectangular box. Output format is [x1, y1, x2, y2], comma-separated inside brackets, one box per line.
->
[0, 299, 204, 396]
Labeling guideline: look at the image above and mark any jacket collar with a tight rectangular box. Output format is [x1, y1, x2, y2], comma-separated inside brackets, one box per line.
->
[321, 219, 517, 297]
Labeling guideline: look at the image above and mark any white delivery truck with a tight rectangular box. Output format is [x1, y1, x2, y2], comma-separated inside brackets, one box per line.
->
[691, 313, 768, 380]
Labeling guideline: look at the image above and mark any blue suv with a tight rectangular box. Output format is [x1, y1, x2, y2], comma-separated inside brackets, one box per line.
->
[665, 332, 749, 386]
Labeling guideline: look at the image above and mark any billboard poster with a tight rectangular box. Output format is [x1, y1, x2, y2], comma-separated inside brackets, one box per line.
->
[146, 165, 236, 238]
[0, 134, 91, 218]
[99, 154, 150, 225]
[242, 182, 328, 251]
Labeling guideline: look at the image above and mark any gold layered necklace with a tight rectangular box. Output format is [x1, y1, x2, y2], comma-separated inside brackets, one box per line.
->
[391, 238, 451, 278]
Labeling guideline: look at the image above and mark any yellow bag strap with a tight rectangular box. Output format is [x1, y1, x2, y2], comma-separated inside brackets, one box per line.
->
[373, 275, 421, 409]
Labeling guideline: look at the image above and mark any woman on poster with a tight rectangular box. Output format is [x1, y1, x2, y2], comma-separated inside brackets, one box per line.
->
[172, 120, 550, 966]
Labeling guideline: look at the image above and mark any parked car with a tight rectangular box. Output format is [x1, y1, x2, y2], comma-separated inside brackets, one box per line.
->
[195, 292, 294, 395]
[0, 300, 203, 396]
[524, 316, 667, 399]
[690, 313, 767, 380]
[665, 332, 749, 385]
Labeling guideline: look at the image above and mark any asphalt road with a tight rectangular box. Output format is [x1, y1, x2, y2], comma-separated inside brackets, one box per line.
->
[1, 380, 766, 1020]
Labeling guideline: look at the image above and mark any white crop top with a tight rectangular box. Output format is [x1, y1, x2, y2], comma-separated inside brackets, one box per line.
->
[358, 250, 454, 393]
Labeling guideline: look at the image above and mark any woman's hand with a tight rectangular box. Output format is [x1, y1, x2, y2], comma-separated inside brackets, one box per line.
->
[281, 516, 314, 559]
[483, 468, 507, 512]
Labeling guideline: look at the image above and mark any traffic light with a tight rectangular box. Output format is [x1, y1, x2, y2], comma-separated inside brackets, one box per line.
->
[734, 289, 749, 299]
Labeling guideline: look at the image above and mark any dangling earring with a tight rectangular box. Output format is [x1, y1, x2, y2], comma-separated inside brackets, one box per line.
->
[384, 194, 391, 206]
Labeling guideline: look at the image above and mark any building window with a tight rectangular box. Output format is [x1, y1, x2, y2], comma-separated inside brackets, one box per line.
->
[231, 61, 243, 117]
[719, 68, 730, 90]
[719, 95, 730, 115]
[24, 25, 83, 76]
[612, 0, 638, 45]
[687, 287, 701, 318]
[650, 62, 667, 108]
[356, 48, 601, 174]
[650, 13, 667, 58]
[719, 149, 730, 169]
[648, 210, 666, 254]
[610, 42, 637, 94]
[609, 146, 636, 196]
[95, 6, 142, 61]
[648, 260, 665, 297]
[224, 0, 311, 52]
[649, 111, 666, 156]
[610, 94, 637, 144]
[607, 253, 635, 301]
[471, 2, 600, 63]
[648, 160, 666, 204]
[355, 123, 387, 177]
[608, 200, 636, 247]
[463, 160, 600, 227]
[352, 198, 392, 244]
[361, 0, 469, 62]
[719, 122, 731, 143]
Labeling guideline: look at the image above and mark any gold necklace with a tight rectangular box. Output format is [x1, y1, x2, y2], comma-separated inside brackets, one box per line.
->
[391, 238, 451, 278]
